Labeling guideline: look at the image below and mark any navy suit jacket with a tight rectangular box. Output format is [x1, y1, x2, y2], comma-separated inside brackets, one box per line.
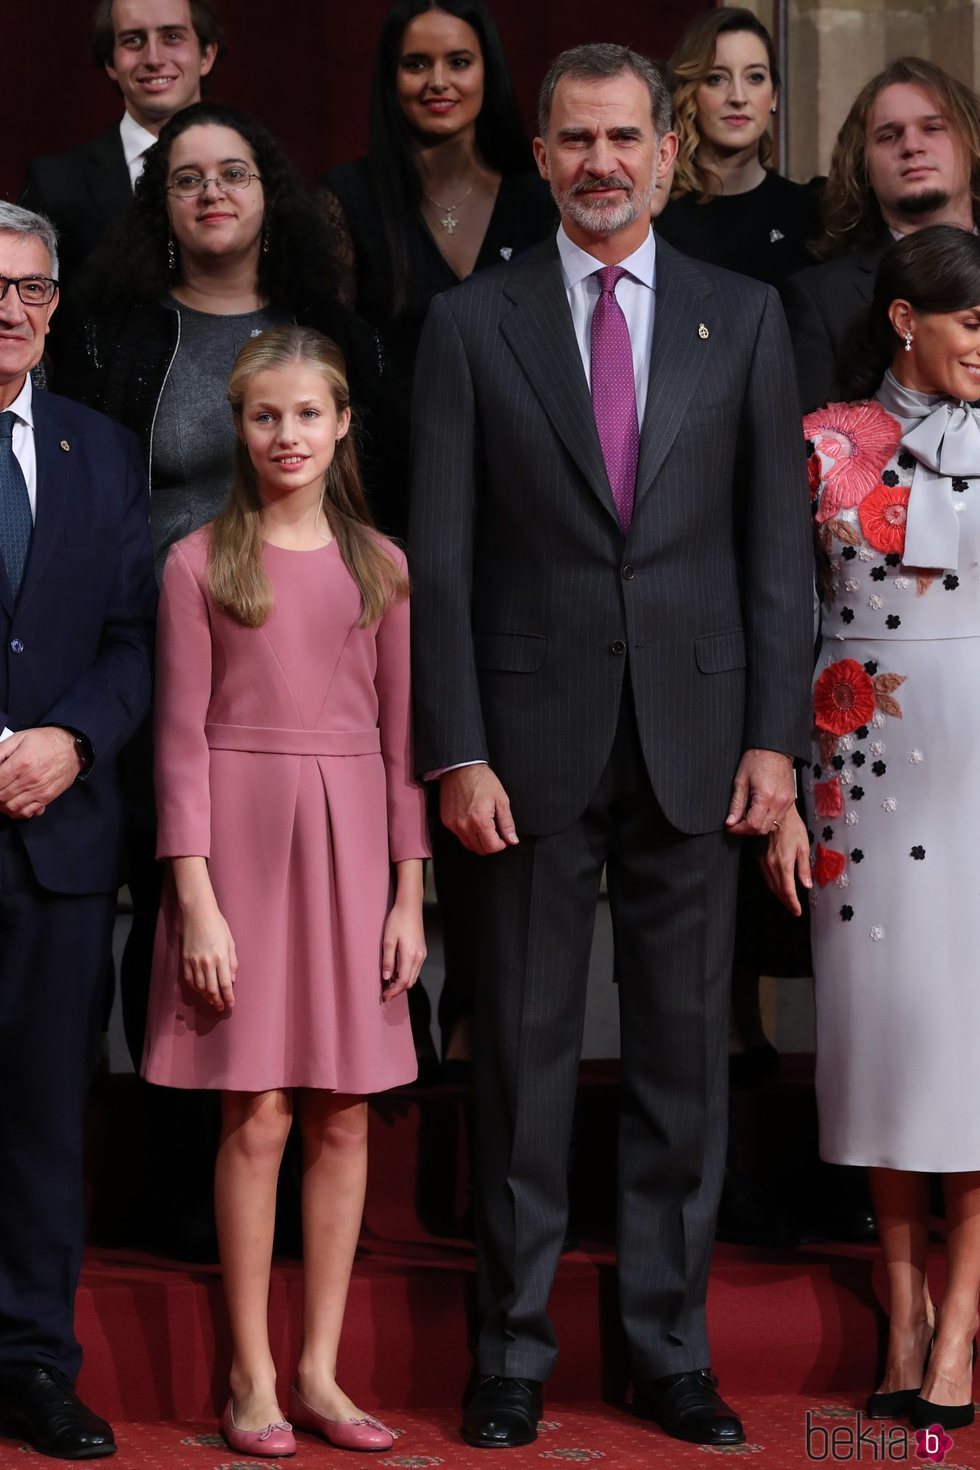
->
[0, 388, 155, 894]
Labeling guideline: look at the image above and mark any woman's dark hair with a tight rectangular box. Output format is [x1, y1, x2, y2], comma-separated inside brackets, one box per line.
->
[368, 0, 531, 314]
[836, 226, 980, 400]
[78, 102, 343, 318]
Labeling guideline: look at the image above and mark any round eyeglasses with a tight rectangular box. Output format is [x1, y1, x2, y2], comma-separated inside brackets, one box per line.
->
[166, 165, 262, 199]
[0, 276, 59, 306]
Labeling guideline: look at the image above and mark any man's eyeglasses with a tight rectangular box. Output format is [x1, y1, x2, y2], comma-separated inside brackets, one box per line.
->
[166, 165, 262, 199]
[0, 276, 59, 306]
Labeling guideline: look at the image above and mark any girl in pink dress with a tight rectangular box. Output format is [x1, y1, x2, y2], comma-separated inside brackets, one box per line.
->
[142, 325, 429, 1457]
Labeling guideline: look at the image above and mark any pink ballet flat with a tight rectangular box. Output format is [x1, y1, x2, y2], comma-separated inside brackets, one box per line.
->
[287, 1385, 395, 1451]
[219, 1400, 296, 1457]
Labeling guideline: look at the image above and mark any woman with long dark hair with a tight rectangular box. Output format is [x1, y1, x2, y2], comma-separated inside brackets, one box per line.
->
[657, 7, 819, 292]
[61, 101, 375, 580]
[322, 0, 555, 539]
[768, 226, 980, 1432]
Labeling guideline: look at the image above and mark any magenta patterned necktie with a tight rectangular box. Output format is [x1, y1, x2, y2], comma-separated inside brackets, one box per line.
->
[590, 265, 639, 532]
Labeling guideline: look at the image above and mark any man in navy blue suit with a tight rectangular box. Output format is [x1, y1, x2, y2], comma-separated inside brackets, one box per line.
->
[0, 202, 154, 1459]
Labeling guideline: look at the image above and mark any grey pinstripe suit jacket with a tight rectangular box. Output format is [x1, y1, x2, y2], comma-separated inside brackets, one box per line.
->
[409, 235, 813, 837]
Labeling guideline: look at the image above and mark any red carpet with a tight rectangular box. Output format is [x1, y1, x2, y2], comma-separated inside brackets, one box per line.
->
[5, 1401, 980, 1470]
[32, 1066, 968, 1467]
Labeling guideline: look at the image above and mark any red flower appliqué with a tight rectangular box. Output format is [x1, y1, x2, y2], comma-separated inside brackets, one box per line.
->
[803, 401, 902, 524]
[813, 777, 844, 819]
[813, 844, 846, 888]
[859, 482, 910, 555]
[814, 660, 877, 735]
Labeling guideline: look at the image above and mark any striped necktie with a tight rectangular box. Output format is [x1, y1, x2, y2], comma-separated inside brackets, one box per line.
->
[0, 411, 32, 597]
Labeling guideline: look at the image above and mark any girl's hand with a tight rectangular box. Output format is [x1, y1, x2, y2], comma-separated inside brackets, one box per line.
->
[761, 805, 813, 916]
[381, 900, 426, 1001]
[181, 898, 239, 1011]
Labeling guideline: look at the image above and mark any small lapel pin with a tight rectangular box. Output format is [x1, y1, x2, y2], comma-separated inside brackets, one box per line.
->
[499, 246, 513, 261]
[60, 440, 70, 451]
[698, 323, 709, 340]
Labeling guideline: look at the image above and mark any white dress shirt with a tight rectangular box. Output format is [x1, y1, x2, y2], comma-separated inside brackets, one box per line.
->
[120, 111, 158, 189]
[4, 376, 37, 522]
[556, 224, 657, 427]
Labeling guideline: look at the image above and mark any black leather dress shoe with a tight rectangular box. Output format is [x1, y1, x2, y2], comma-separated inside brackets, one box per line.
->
[461, 1375, 543, 1448]
[0, 1366, 116, 1459]
[634, 1369, 745, 1446]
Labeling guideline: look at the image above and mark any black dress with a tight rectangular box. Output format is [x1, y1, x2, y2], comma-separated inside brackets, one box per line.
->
[657, 170, 821, 299]
[323, 160, 556, 539]
[660, 169, 818, 979]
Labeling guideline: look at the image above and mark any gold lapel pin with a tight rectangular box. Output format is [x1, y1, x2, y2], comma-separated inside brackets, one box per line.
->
[698, 323, 709, 340]
[60, 440, 70, 452]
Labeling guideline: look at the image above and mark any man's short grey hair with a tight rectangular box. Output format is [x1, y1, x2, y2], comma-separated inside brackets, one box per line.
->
[0, 202, 59, 281]
[538, 43, 674, 141]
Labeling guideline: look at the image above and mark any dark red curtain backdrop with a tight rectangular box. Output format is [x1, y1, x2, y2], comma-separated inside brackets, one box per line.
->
[2, 1, 707, 206]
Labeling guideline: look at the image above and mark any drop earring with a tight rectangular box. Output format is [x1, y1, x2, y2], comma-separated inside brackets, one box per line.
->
[261, 227, 270, 256]
[167, 235, 177, 273]
[904, 329, 913, 352]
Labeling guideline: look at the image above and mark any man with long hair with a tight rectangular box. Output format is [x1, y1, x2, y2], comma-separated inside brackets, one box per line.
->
[20, 0, 222, 290]
[785, 56, 980, 411]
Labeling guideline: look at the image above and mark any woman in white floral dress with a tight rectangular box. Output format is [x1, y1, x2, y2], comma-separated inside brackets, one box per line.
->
[768, 227, 980, 1435]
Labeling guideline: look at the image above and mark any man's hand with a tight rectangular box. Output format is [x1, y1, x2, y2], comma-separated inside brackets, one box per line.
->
[725, 748, 795, 837]
[440, 764, 519, 855]
[0, 727, 84, 819]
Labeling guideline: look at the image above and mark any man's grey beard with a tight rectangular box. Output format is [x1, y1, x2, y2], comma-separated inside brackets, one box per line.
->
[555, 174, 656, 236]
[893, 187, 951, 219]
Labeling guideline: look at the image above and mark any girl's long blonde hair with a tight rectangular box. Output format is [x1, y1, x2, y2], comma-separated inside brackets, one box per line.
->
[208, 325, 407, 628]
[668, 8, 779, 204]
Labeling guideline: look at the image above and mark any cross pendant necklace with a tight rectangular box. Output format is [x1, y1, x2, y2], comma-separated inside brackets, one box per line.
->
[423, 181, 475, 233]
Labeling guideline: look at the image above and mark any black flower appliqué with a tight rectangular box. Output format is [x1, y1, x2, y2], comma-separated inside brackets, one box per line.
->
[897, 450, 916, 471]
[885, 614, 901, 629]
[952, 478, 969, 493]
[851, 786, 865, 801]
[910, 845, 926, 861]
[840, 905, 854, 921]
[881, 470, 900, 487]
[841, 607, 855, 623]
[852, 752, 866, 767]
[822, 826, 834, 841]
[871, 761, 886, 776]
[842, 546, 857, 561]
[944, 574, 959, 591]
[885, 554, 902, 567]
[870, 567, 887, 582]
[851, 849, 864, 863]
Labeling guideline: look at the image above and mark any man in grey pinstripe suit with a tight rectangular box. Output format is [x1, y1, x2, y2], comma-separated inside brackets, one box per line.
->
[410, 43, 812, 1450]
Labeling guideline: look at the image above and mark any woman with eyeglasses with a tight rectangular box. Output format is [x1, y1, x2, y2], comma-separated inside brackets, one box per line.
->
[59, 101, 376, 584]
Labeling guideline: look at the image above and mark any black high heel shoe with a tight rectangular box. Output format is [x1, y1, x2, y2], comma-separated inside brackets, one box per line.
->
[866, 1330, 933, 1420]
[909, 1338, 977, 1431]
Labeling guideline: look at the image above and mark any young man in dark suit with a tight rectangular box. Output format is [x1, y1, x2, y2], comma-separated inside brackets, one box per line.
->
[20, 0, 221, 290]
[410, 43, 812, 1452]
[785, 56, 980, 411]
[0, 203, 155, 1459]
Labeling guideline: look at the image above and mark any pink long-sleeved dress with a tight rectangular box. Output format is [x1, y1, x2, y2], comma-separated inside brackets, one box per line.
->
[141, 528, 428, 1094]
